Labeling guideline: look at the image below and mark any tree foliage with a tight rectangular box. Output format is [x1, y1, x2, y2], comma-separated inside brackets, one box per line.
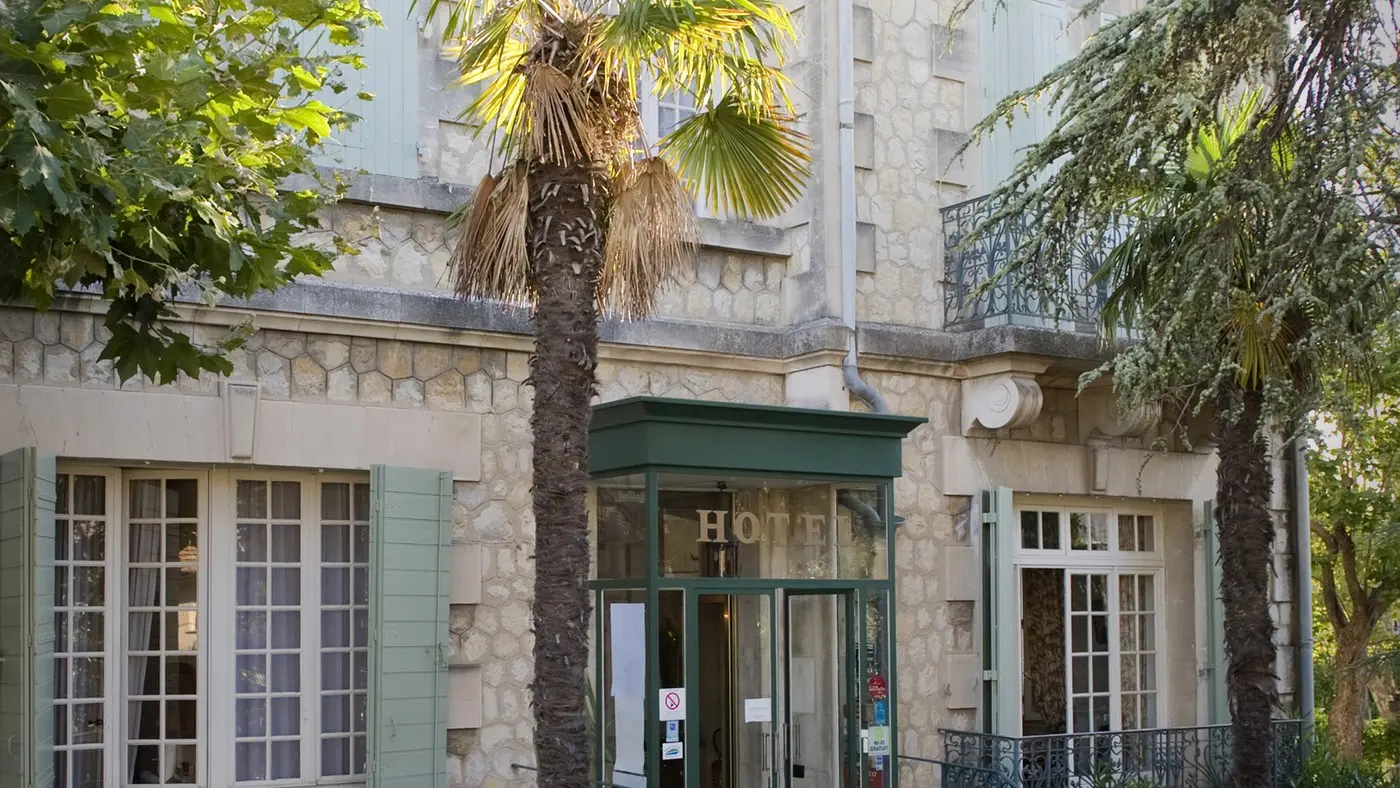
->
[0, 0, 378, 382]
[431, 0, 809, 317]
[954, 0, 1400, 782]
[418, 3, 807, 786]
[958, 0, 1400, 425]
[1313, 330, 1400, 760]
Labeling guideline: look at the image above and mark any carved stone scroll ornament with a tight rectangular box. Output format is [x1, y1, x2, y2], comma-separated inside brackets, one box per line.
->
[960, 374, 1044, 433]
[1077, 387, 1162, 442]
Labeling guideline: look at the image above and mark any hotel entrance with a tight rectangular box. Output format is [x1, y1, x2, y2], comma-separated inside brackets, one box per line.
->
[586, 398, 922, 788]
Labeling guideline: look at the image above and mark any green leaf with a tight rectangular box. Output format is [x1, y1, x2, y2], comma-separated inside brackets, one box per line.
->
[289, 65, 322, 91]
[282, 105, 332, 138]
[39, 80, 93, 121]
[147, 5, 184, 26]
[9, 139, 73, 212]
[0, 172, 41, 234]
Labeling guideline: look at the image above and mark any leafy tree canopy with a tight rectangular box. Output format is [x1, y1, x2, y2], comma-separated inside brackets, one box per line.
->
[957, 0, 1400, 429]
[0, 0, 378, 382]
[1312, 324, 1400, 637]
[1310, 325, 1400, 759]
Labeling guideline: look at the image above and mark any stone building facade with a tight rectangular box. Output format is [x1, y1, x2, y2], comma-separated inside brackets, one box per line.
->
[0, 1, 1310, 788]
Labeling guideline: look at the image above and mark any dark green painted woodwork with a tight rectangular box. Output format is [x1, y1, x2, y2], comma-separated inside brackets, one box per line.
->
[587, 399, 918, 787]
[588, 397, 925, 479]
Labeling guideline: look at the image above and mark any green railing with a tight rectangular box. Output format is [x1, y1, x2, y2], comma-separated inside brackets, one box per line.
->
[935, 720, 1306, 788]
[941, 195, 1121, 332]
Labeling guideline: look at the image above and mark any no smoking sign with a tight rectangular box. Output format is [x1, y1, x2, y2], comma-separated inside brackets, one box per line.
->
[659, 687, 686, 721]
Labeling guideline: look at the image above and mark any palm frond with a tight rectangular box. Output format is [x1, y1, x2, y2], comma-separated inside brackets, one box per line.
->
[1226, 294, 1293, 389]
[1095, 224, 1154, 335]
[422, 0, 538, 44]
[603, 0, 786, 65]
[659, 93, 808, 220]
[602, 0, 797, 118]
[448, 2, 530, 79]
[600, 157, 697, 318]
[521, 61, 594, 163]
[447, 8, 531, 147]
[451, 163, 531, 304]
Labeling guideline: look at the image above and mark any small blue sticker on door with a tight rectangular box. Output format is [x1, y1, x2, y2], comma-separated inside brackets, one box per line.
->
[662, 741, 684, 761]
[665, 720, 679, 743]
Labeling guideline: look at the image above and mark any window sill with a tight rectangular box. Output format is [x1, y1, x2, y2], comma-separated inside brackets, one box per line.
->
[283, 169, 789, 258]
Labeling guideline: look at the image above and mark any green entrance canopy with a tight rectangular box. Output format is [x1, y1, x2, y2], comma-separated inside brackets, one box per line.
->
[585, 397, 925, 788]
[588, 397, 926, 479]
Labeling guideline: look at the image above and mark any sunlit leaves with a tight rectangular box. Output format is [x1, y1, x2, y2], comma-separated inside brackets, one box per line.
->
[430, 0, 809, 315]
[0, 0, 379, 382]
[660, 94, 806, 220]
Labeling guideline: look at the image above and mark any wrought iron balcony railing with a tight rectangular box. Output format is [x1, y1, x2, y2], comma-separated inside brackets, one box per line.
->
[941, 196, 1119, 333]
[935, 720, 1306, 788]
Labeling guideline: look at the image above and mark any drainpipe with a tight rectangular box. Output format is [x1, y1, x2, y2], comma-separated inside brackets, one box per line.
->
[1294, 440, 1316, 745]
[837, 0, 888, 416]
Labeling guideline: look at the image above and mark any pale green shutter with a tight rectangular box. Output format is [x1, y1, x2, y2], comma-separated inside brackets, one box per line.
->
[315, 0, 421, 178]
[368, 466, 452, 788]
[979, 0, 1015, 189]
[0, 448, 56, 788]
[1202, 499, 1229, 724]
[981, 487, 1018, 735]
[981, 0, 1069, 188]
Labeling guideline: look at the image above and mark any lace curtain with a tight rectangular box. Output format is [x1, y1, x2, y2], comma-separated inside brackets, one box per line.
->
[1022, 569, 1067, 732]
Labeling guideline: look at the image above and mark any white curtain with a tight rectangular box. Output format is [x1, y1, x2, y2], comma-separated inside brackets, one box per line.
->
[126, 519, 162, 783]
[234, 523, 303, 783]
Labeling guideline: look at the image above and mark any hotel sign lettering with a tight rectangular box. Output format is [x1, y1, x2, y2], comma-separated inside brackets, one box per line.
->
[693, 509, 861, 546]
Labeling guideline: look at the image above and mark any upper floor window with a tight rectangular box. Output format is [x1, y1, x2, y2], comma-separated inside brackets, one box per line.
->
[635, 70, 734, 222]
[1018, 507, 1159, 558]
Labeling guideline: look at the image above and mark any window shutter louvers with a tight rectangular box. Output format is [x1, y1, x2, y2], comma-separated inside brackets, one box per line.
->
[314, 0, 421, 179]
[368, 466, 452, 788]
[1203, 499, 1229, 725]
[981, 486, 1019, 735]
[982, 0, 1069, 188]
[0, 448, 56, 788]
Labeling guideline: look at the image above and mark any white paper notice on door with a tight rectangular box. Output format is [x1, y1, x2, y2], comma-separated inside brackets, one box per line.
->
[609, 603, 645, 698]
[744, 698, 772, 723]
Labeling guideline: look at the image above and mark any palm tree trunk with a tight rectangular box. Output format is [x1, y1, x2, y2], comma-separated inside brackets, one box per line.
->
[527, 158, 604, 788]
[1331, 622, 1375, 761]
[1215, 384, 1279, 788]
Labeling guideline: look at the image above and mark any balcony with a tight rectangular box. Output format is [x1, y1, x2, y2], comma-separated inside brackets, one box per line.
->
[941, 196, 1117, 333]
[914, 720, 1306, 788]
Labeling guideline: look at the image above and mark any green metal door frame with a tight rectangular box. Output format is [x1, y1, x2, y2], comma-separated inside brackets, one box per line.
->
[681, 585, 779, 788]
[783, 588, 860, 788]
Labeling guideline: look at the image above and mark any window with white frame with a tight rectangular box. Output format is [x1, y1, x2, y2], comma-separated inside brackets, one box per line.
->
[51, 468, 371, 788]
[1015, 506, 1163, 737]
[53, 473, 112, 788]
[634, 70, 731, 221]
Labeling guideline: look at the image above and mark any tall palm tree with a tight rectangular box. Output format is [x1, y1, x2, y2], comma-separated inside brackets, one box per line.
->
[418, 2, 807, 784]
[1093, 91, 1372, 787]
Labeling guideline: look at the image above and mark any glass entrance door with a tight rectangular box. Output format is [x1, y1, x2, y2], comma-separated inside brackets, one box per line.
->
[687, 592, 777, 788]
[784, 592, 856, 788]
[676, 588, 868, 788]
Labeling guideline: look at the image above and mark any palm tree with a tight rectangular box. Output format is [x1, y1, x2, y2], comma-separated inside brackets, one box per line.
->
[417, 2, 808, 784]
[1092, 91, 1370, 787]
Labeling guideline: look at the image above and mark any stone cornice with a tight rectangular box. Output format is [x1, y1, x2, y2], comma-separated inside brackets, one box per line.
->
[282, 168, 790, 257]
[46, 280, 1116, 377]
